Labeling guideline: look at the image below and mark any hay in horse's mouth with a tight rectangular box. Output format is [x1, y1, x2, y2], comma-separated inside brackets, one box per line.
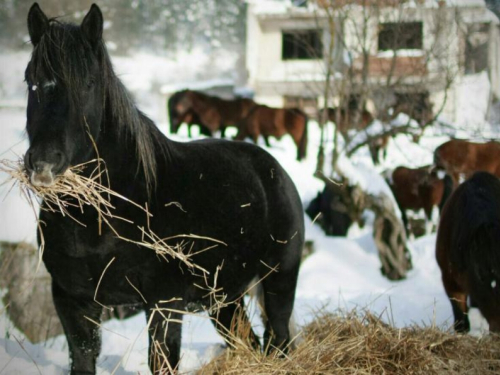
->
[0, 158, 212, 274]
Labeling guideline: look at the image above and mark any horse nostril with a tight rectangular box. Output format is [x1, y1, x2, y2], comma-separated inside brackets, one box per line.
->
[24, 150, 34, 171]
[52, 151, 67, 174]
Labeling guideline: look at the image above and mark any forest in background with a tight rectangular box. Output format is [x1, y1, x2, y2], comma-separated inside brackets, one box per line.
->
[0, 0, 246, 54]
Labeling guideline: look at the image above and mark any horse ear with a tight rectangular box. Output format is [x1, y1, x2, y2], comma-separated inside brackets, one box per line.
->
[81, 4, 103, 48]
[27, 3, 49, 46]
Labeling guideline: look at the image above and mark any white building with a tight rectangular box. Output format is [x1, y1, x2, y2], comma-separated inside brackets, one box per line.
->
[245, 0, 500, 124]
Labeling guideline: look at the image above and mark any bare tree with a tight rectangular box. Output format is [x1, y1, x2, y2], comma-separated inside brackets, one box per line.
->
[292, 0, 468, 279]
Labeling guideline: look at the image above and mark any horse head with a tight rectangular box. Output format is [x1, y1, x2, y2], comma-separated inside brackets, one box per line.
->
[24, 3, 105, 187]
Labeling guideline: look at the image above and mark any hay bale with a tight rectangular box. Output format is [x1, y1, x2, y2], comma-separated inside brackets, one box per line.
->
[0, 241, 63, 342]
[199, 311, 500, 374]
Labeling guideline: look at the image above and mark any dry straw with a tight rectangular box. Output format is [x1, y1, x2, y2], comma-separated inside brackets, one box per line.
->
[0, 157, 214, 273]
[199, 310, 500, 375]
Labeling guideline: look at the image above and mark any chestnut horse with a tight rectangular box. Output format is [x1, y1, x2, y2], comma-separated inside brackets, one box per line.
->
[170, 89, 255, 138]
[236, 105, 308, 161]
[434, 139, 500, 186]
[387, 166, 444, 235]
[436, 171, 500, 332]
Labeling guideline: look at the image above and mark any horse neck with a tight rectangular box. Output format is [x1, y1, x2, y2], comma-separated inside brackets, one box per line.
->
[95, 100, 169, 201]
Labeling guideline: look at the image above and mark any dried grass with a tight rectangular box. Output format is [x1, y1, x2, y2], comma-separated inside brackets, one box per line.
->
[199, 310, 500, 375]
[0, 158, 212, 273]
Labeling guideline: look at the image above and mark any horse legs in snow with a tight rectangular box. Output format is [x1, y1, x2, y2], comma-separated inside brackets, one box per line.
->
[220, 125, 226, 138]
[52, 282, 102, 375]
[442, 276, 470, 332]
[209, 298, 260, 350]
[259, 267, 298, 354]
[264, 136, 271, 147]
[146, 304, 183, 374]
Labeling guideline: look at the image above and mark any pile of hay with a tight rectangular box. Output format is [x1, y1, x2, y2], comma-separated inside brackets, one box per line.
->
[199, 311, 500, 374]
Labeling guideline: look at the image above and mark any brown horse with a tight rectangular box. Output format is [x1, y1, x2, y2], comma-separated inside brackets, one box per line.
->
[168, 90, 211, 137]
[387, 166, 444, 235]
[324, 106, 388, 164]
[434, 139, 500, 186]
[170, 89, 255, 137]
[235, 105, 308, 161]
[324, 106, 374, 135]
[436, 171, 500, 333]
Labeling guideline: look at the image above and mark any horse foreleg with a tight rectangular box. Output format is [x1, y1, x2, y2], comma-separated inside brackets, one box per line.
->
[146, 305, 183, 374]
[52, 282, 103, 375]
[443, 276, 470, 333]
[264, 136, 271, 147]
[209, 298, 260, 351]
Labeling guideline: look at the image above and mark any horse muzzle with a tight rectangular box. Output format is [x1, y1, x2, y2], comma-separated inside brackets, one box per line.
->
[29, 162, 58, 187]
[24, 149, 67, 187]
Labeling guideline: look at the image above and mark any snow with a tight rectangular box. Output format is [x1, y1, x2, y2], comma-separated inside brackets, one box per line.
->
[0, 48, 493, 374]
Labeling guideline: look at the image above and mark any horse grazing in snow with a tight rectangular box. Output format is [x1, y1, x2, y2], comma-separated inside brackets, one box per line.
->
[24, 3, 304, 373]
[386, 165, 445, 235]
[169, 89, 256, 138]
[235, 105, 308, 161]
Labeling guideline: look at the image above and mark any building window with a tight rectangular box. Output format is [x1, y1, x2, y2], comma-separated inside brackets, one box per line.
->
[465, 23, 489, 75]
[378, 22, 423, 51]
[282, 30, 323, 60]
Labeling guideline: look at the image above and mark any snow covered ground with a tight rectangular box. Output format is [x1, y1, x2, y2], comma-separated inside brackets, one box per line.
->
[0, 50, 494, 374]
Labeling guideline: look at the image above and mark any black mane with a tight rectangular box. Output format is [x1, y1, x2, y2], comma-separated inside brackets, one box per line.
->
[29, 18, 165, 193]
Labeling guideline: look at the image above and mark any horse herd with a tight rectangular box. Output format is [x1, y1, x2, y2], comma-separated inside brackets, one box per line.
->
[308, 138, 500, 335]
[14, 4, 500, 374]
[168, 90, 309, 160]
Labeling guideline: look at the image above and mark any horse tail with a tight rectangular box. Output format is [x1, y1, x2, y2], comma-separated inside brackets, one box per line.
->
[297, 110, 308, 161]
[449, 172, 500, 285]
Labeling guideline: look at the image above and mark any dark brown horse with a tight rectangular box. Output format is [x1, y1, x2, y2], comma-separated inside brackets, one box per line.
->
[235, 105, 308, 161]
[169, 89, 255, 137]
[168, 90, 211, 137]
[436, 171, 500, 333]
[387, 166, 444, 234]
[434, 139, 500, 186]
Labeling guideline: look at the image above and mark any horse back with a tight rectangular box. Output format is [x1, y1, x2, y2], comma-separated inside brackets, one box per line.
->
[435, 140, 500, 179]
[161, 138, 304, 269]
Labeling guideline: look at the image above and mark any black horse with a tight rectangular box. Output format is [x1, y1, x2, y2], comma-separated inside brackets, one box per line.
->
[24, 4, 304, 374]
[436, 171, 500, 333]
[306, 187, 352, 236]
